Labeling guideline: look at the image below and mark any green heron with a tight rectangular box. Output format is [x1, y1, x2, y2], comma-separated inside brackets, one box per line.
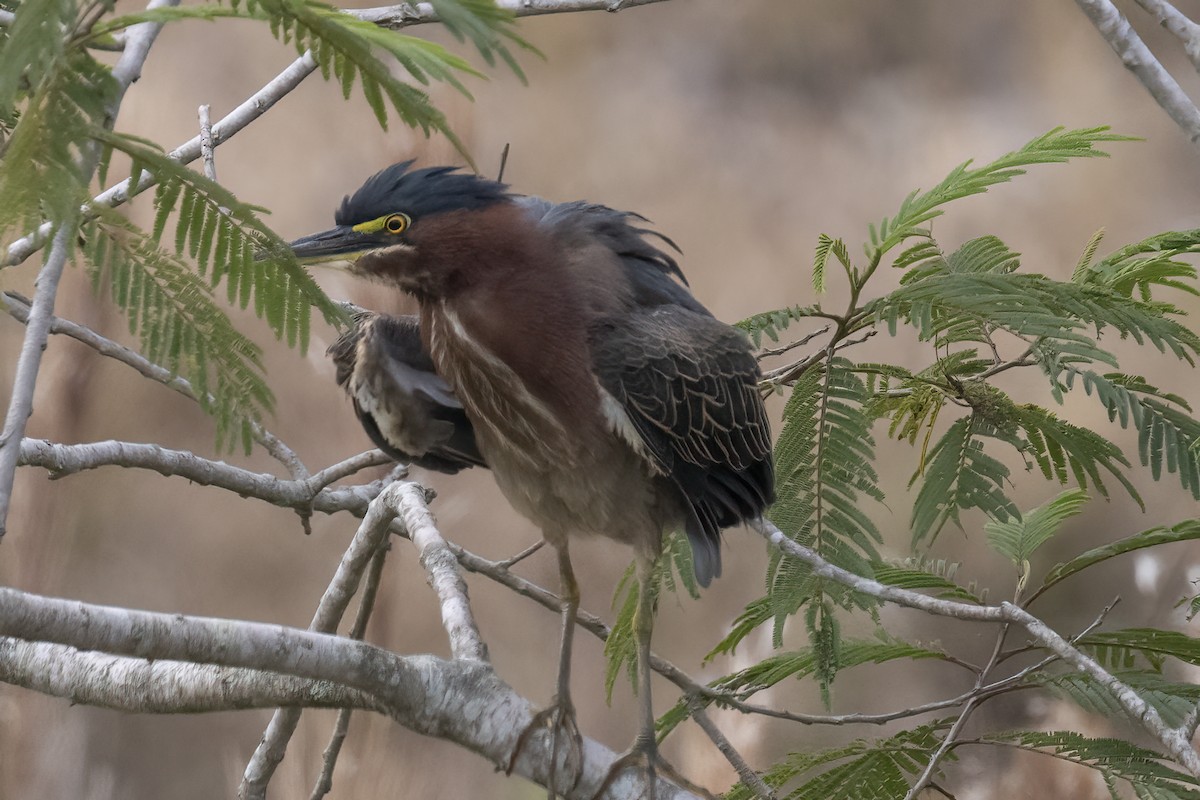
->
[292, 162, 774, 796]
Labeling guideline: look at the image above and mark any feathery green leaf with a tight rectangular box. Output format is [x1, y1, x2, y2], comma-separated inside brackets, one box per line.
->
[97, 129, 344, 348]
[79, 210, 273, 452]
[985, 488, 1088, 568]
[1036, 520, 1200, 600]
[873, 126, 1130, 257]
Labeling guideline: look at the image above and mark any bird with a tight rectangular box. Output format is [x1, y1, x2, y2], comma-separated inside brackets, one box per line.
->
[290, 161, 775, 798]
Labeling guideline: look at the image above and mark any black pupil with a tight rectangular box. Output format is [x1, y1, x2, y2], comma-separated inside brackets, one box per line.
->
[388, 217, 402, 232]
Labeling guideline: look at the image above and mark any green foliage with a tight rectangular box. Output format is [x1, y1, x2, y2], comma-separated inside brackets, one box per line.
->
[694, 128, 1200, 798]
[1078, 629, 1200, 672]
[80, 210, 272, 451]
[908, 415, 1019, 545]
[871, 557, 986, 604]
[868, 126, 1130, 258]
[984, 730, 1200, 798]
[0, 49, 114, 237]
[811, 233, 850, 294]
[225, 0, 524, 156]
[658, 636, 953, 739]
[985, 488, 1088, 575]
[1015, 403, 1140, 504]
[1035, 519, 1200, 600]
[1082, 228, 1200, 300]
[1046, 671, 1200, 729]
[1072, 370, 1200, 498]
[91, 0, 531, 159]
[737, 303, 824, 349]
[701, 358, 886, 701]
[429, 0, 539, 82]
[724, 723, 951, 800]
[97, 131, 342, 349]
[0, 0, 74, 121]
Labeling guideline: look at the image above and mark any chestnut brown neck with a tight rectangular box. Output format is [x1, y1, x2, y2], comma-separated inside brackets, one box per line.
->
[409, 203, 604, 425]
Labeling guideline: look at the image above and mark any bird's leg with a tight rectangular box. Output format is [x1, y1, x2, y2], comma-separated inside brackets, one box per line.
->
[507, 540, 584, 798]
[548, 540, 583, 796]
[631, 552, 660, 797]
[589, 555, 664, 799]
[589, 555, 709, 800]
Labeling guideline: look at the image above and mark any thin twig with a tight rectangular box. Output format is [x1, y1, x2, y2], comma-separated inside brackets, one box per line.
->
[304, 450, 395, 495]
[18, 438, 382, 515]
[450, 539, 1022, 772]
[759, 329, 878, 386]
[353, 0, 672, 29]
[757, 325, 830, 358]
[496, 142, 511, 182]
[496, 538, 545, 569]
[904, 617, 1011, 799]
[309, 542, 391, 800]
[687, 698, 776, 800]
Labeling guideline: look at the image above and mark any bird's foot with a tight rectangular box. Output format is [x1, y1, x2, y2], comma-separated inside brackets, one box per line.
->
[588, 735, 715, 800]
[506, 694, 584, 799]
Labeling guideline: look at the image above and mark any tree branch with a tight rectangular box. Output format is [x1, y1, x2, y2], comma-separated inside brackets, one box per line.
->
[686, 698, 776, 800]
[0, 586, 700, 799]
[353, 0, 672, 29]
[1073, 0, 1200, 145]
[759, 330, 877, 386]
[1133, 0, 1200, 70]
[0, 637, 376, 713]
[2, 291, 311, 478]
[905, 620, 1010, 799]
[17, 438, 388, 515]
[751, 519, 1200, 779]
[402, 483, 489, 662]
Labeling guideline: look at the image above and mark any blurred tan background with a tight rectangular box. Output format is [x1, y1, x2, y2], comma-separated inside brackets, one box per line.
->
[3, 1, 1200, 797]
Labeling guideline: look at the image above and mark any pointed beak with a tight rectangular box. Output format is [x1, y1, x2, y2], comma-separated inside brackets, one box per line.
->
[287, 226, 376, 266]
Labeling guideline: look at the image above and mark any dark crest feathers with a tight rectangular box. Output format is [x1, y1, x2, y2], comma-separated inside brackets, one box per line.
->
[335, 161, 509, 226]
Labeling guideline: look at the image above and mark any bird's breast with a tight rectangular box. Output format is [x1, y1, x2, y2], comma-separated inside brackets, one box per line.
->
[423, 303, 669, 543]
[425, 304, 575, 472]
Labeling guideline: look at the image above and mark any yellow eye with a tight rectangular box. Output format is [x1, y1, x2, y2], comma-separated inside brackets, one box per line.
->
[385, 213, 409, 234]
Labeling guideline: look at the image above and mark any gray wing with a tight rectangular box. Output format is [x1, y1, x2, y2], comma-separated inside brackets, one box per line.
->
[328, 312, 486, 474]
[591, 305, 775, 586]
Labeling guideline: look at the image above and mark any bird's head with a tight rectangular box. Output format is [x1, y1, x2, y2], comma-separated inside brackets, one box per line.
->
[287, 161, 510, 295]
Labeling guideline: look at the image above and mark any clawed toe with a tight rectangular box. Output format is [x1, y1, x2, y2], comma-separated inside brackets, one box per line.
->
[507, 696, 584, 798]
[588, 737, 714, 800]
